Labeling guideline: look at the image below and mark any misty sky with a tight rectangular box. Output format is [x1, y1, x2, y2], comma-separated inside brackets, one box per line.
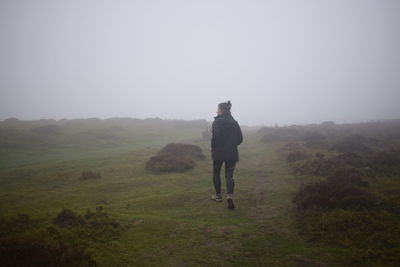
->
[0, 0, 399, 126]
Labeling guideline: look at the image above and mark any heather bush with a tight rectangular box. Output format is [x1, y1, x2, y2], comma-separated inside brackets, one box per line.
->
[0, 213, 97, 266]
[145, 143, 204, 173]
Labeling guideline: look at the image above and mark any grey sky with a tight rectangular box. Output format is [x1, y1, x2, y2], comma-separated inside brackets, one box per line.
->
[1, 0, 399, 126]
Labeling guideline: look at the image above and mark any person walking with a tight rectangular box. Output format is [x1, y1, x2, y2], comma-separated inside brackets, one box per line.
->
[211, 100, 243, 209]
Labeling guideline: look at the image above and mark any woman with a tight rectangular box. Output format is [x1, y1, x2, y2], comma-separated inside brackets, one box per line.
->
[211, 100, 243, 209]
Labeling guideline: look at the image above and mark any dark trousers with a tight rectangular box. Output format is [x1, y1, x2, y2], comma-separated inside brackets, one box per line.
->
[213, 160, 236, 195]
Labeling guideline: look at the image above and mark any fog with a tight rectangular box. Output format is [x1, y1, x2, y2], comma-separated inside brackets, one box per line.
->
[1, 0, 399, 126]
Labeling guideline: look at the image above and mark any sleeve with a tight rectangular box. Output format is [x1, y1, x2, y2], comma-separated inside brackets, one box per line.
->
[236, 123, 243, 145]
[211, 119, 223, 149]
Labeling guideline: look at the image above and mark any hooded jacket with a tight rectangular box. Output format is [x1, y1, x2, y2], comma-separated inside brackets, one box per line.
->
[211, 112, 243, 161]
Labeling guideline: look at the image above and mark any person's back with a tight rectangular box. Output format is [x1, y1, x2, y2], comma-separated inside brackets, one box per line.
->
[211, 112, 243, 162]
[211, 101, 243, 209]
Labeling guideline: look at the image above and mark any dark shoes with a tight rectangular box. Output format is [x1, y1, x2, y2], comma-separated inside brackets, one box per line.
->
[227, 198, 235, 209]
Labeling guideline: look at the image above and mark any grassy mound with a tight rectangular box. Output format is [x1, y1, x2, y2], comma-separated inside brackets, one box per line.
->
[145, 143, 204, 173]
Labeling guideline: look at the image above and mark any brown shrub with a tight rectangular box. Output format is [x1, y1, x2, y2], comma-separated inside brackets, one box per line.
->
[332, 134, 371, 153]
[293, 176, 377, 211]
[0, 213, 96, 266]
[53, 207, 121, 241]
[145, 154, 195, 172]
[0, 236, 96, 266]
[54, 208, 85, 227]
[145, 143, 204, 173]
[302, 131, 327, 148]
[295, 152, 371, 178]
[158, 143, 205, 160]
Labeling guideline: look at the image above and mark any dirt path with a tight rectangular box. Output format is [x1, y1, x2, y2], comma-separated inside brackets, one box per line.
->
[251, 156, 279, 222]
[246, 142, 298, 232]
[231, 139, 331, 266]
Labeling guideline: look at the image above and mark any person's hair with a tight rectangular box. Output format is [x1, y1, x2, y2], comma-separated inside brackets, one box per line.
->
[218, 100, 232, 114]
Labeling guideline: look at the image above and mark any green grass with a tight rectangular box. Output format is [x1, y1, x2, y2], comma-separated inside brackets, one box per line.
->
[0, 120, 355, 266]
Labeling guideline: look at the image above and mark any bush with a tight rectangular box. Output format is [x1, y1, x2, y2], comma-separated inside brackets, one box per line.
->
[0, 213, 96, 266]
[145, 143, 204, 173]
[302, 131, 327, 148]
[54, 207, 121, 241]
[294, 176, 375, 211]
[296, 209, 400, 265]
[296, 150, 400, 178]
[332, 134, 371, 153]
[54, 208, 85, 227]
[295, 152, 372, 178]
[158, 143, 205, 160]
[364, 150, 400, 176]
[293, 176, 400, 265]
[0, 236, 96, 267]
[145, 154, 195, 172]
[281, 120, 400, 265]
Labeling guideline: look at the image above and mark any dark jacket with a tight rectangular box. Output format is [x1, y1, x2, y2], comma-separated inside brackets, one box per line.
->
[211, 112, 243, 162]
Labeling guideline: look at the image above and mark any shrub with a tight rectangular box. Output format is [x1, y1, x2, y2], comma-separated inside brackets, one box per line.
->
[293, 176, 400, 265]
[145, 143, 204, 173]
[0, 236, 96, 267]
[296, 209, 400, 265]
[54, 208, 85, 227]
[54, 207, 121, 241]
[293, 176, 375, 211]
[364, 150, 400, 176]
[281, 120, 400, 265]
[294, 152, 372, 178]
[295, 150, 400, 178]
[302, 131, 327, 148]
[145, 154, 195, 172]
[158, 143, 205, 160]
[0, 213, 96, 266]
[332, 134, 371, 153]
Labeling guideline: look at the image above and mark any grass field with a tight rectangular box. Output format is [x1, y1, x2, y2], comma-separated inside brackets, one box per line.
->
[0, 118, 392, 266]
